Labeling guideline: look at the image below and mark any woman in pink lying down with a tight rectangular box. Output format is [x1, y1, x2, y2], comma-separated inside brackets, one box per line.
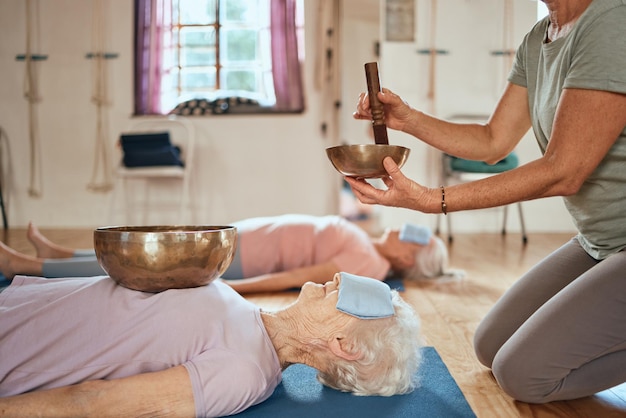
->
[0, 214, 455, 294]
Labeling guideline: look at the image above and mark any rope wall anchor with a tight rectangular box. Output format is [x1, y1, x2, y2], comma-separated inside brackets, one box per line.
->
[21, 0, 45, 198]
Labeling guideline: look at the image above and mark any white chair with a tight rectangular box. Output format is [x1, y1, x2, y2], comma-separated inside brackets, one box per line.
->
[108, 116, 195, 225]
[436, 152, 528, 245]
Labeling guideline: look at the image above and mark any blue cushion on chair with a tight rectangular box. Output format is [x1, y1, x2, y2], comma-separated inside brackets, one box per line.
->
[449, 152, 518, 173]
[119, 132, 184, 167]
[122, 146, 184, 168]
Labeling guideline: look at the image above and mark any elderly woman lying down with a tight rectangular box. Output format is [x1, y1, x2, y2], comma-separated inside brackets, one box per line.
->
[0, 272, 421, 417]
[0, 215, 452, 294]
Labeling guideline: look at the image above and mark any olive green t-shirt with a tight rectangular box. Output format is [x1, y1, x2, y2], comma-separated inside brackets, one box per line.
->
[509, 0, 626, 259]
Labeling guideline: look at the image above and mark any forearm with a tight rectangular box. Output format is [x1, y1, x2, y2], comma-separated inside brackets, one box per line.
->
[222, 272, 302, 293]
[0, 367, 195, 418]
[402, 111, 502, 161]
[0, 381, 107, 418]
[223, 262, 340, 294]
[435, 158, 575, 214]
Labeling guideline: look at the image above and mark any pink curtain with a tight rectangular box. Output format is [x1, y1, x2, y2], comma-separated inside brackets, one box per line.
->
[134, 0, 172, 115]
[270, 0, 304, 112]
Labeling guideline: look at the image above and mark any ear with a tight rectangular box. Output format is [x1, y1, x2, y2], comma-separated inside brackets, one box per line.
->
[328, 335, 363, 361]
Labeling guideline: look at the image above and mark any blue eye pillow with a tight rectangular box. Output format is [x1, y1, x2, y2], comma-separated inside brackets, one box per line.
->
[399, 223, 432, 246]
[335, 272, 394, 319]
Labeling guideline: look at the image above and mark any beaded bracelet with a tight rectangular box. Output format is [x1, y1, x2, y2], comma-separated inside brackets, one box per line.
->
[440, 186, 448, 215]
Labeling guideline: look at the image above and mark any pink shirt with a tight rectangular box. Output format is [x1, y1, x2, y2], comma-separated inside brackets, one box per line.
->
[234, 214, 390, 280]
[0, 276, 281, 417]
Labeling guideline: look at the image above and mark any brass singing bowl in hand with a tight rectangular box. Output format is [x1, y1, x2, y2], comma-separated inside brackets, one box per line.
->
[326, 144, 410, 179]
[94, 225, 237, 293]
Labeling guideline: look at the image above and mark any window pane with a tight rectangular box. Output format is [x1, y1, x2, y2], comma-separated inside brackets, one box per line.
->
[180, 27, 216, 47]
[223, 70, 256, 91]
[181, 47, 216, 66]
[178, 0, 217, 24]
[181, 68, 216, 90]
[180, 28, 217, 66]
[221, 0, 260, 23]
[222, 29, 257, 62]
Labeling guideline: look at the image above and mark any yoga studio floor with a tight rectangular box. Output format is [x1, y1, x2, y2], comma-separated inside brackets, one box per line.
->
[3, 226, 625, 418]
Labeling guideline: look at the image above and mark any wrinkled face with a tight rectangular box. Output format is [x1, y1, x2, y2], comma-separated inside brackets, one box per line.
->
[297, 274, 341, 312]
[295, 274, 358, 331]
[383, 229, 422, 271]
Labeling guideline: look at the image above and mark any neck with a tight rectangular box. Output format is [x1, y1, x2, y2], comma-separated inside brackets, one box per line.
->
[260, 309, 327, 371]
[544, 0, 591, 42]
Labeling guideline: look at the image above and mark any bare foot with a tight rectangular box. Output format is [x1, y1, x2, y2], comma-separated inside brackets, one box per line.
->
[27, 222, 75, 259]
[0, 240, 43, 279]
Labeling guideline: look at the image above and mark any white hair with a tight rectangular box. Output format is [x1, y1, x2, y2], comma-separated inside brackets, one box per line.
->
[316, 290, 422, 396]
[401, 235, 448, 280]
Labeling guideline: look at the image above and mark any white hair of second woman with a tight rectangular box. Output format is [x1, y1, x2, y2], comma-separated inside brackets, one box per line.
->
[316, 290, 422, 396]
[402, 235, 449, 280]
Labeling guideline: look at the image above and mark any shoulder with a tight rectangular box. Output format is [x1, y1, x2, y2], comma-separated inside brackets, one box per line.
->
[521, 17, 549, 48]
[574, 0, 626, 41]
[583, 0, 626, 20]
[565, 0, 626, 92]
[509, 18, 548, 87]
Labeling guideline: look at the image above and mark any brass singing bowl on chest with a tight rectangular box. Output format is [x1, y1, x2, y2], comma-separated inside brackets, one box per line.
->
[94, 225, 237, 293]
[326, 144, 411, 179]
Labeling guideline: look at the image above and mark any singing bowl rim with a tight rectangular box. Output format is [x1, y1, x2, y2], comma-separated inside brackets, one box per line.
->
[94, 225, 236, 234]
[93, 225, 237, 293]
[326, 144, 411, 178]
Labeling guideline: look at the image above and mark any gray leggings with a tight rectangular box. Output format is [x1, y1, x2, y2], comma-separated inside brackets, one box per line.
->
[473, 237, 626, 403]
[41, 250, 105, 277]
[41, 245, 242, 279]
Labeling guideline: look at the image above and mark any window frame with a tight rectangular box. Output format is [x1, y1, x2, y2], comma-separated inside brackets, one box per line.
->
[133, 0, 305, 116]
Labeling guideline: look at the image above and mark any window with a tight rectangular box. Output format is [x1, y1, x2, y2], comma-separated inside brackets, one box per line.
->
[134, 0, 304, 115]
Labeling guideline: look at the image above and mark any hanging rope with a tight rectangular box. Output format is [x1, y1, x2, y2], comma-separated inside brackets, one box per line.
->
[87, 0, 114, 192]
[24, 0, 43, 198]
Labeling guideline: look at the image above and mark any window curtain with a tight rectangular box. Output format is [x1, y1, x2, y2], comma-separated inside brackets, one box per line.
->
[270, 0, 304, 112]
[134, 0, 172, 115]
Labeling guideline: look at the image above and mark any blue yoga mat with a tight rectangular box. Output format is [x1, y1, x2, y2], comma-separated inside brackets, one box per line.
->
[384, 277, 405, 291]
[228, 346, 476, 418]
[0, 274, 9, 291]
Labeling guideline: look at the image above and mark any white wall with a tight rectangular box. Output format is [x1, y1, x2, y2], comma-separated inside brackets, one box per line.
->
[0, 0, 576, 233]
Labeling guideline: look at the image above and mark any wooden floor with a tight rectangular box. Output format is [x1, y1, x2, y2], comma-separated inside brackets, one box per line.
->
[2, 228, 625, 418]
